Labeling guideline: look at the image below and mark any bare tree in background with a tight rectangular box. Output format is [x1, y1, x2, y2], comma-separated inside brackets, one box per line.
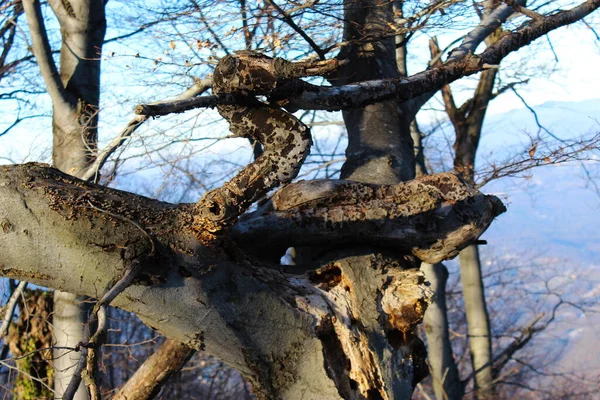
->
[22, 0, 107, 398]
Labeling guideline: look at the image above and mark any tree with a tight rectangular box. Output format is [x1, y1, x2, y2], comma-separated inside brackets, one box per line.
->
[22, 0, 106, 398]
[1, 0, 599, 399]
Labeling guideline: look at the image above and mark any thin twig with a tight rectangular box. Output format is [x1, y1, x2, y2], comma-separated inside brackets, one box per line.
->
[63, 254, 144, 400]
[265, 0, 326, 59]
[0, 280, 27, 339]
[82, 78, 212, 182]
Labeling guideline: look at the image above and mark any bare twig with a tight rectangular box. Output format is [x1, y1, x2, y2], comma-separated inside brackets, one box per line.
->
[0, 280, 27, 339]
[81, 78, 212, 182]
[63, 256, 144, 400]
[135, 0, 600, 117]
[265, 0, 326, 59]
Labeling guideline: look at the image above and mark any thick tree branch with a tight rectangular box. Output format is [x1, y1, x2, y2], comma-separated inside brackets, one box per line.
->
[135, 0, 600, 118]
[233, 172, 505, 264]
[0, 163, 447, 398]
[112, 339, 194, 400]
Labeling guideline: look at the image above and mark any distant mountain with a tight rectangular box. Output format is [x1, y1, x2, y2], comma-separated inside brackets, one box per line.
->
[478, 99, 600, 266]
[472, 99, 600, 378]
[481, 98, 600, 152]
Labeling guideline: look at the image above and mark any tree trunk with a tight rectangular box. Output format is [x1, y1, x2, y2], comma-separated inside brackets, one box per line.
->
[421, 264, 464, 400]
[334, 0, 415, 184]
[23, 0, 106, 398]
[459, 245, 493, 398]
[309, 1, 421, 397]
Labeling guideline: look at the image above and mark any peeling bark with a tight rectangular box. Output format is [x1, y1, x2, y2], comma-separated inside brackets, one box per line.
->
[0, 163, 502, 399]
[233, 173, 505, 264]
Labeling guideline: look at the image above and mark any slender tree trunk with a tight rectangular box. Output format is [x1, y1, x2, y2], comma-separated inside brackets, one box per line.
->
[459, 245, 493, 398]
[24, 0, 106, 398]
[411, 117, 464, 399]
[421, 263, 464, 400]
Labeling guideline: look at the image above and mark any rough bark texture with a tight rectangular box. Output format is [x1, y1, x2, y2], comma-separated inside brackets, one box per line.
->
[6, 0, 598, 397]
[194, 52, 341, 227]
[112, 339, 194, 400]
[233, 173, 505, 264]
[0, 162, 503, 399]
[286, 1, 425, 398]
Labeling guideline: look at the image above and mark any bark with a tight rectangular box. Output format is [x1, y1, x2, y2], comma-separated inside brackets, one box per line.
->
[46, 0, 106, 175]
[232, 173, 505, 264]
[421, 264, 464, 400]
[289, 1, 422, 397]
[112, 339, 195, 400]
[331, 0, 415, 183]
[0, 163, 502, 399]
[23, 1, 107, 398]
[459, 245, 493, 398]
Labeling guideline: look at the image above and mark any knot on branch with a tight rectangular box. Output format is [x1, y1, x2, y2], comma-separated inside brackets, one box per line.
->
[380, 270, 432, 334]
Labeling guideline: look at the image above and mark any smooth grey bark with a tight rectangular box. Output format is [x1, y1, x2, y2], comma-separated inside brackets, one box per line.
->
[421, 263, 464, 400]
[459, 245, 493, 397]
[23, 0, 106, 398]
[333, 0, 415, 183]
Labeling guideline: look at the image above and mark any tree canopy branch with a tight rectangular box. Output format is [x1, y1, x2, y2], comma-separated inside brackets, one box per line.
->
[135, 0, 600, 117]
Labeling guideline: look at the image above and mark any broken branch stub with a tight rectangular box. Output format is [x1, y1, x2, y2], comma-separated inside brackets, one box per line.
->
[233, 172, 506, 264]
